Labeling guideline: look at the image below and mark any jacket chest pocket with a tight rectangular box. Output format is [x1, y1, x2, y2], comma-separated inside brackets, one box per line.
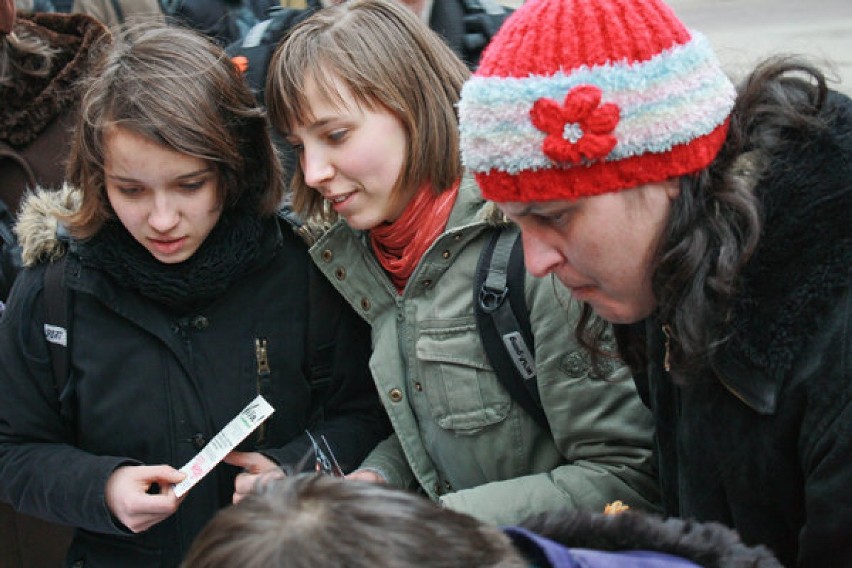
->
[415, 317, 511, 432]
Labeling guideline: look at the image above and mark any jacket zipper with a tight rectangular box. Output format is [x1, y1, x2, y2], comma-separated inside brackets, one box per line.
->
[254, 337, 271, 445]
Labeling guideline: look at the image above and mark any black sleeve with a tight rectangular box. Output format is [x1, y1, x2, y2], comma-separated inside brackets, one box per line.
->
[262, 263, 389, 473]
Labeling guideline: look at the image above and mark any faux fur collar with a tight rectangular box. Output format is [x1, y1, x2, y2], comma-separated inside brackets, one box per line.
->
[0, 13, 108, 147]
[14, 184, 79, 267]
[518, 509, 781, 567]
[716, 91, 852, 408]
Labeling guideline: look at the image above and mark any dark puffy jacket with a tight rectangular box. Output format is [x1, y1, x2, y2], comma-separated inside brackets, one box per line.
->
[624, 91, 852, 567]
[0, 187, 389, 567]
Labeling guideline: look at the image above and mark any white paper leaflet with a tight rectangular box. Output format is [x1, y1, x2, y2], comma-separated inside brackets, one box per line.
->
[173, 395, 274, 498]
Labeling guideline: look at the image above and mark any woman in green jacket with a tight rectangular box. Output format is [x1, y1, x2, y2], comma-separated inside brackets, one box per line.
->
[262, 0, 660, 524]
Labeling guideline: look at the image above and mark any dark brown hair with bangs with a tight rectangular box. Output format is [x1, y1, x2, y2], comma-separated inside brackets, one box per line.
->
[65, 22, 284, 239]
[265, 0, 470, 221]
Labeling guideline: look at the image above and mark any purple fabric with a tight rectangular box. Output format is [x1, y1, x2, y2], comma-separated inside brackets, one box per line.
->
[502, 526, 702, 568]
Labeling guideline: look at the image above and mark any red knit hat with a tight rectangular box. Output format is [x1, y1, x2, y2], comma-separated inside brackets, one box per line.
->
[0, 0, 14, 36]
[459, 0, 737, 203]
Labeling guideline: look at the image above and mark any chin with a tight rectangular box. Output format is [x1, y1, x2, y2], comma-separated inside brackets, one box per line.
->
[590, 302, 648, 325]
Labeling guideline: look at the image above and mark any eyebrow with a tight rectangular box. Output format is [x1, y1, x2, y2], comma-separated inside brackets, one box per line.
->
[106, 167, 213, 183]
[283, 117, 338, 139]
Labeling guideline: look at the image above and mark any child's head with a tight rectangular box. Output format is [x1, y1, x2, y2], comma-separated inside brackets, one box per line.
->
[183, 473, 525, 568]
[266, 0, 469, 222]
[66, 22, 283, 239]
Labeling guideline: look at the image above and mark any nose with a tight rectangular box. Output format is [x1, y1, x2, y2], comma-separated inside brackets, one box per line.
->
[301, 145, 334, 189]
[520, 224, 565, 278]
[148, 192, 180, 233]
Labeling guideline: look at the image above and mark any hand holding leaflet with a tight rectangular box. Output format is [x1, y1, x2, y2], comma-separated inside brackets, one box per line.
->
[174, 395, 275, 498]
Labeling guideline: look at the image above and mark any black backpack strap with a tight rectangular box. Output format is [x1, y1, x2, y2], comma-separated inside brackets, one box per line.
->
[0, 199, 23, 301]
[43, 256, 75, 423]
[305, 263, 339, 393]
[109, 0, 125, 22]
[226, 6, 314, 102]
[475, 226, 550, 434]
[459, 0, 512, 67]
[277, 208, 337, 394]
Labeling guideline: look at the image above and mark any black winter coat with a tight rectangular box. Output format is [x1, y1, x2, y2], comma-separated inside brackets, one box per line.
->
[627, 91, 852, 567]
[0, 193, 388, 567]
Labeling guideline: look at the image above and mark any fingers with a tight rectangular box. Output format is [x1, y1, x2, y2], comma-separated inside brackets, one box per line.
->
[223, 451, 276, 473]
[225, 452, 283, 504]
[105, 465, 186, 533]
[346, 469, 387, 484]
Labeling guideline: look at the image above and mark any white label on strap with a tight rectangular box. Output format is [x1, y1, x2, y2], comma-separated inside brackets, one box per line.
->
[501, 331, 536, 380]
[173, 395, 275, 498]
[44, 324, 68, 347]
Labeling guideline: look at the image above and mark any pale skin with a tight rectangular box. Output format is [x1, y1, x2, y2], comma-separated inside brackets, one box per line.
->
[101, 127, 277, 527]
[498, 180, 680, 325]
[286, 75, 410, 231]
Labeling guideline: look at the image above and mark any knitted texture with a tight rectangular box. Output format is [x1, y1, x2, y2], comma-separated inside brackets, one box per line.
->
[459, 0, 737, 203]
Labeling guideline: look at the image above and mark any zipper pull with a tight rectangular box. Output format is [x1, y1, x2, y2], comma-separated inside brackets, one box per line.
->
[662, 324, 672, 372]
[255, 338, 271, 376]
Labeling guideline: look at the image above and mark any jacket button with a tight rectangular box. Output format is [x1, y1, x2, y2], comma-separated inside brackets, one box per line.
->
[191, 315, 209, 330]
[321, 249, 334, 262]
[453, 233, 462, 241]
[422, 279, 432, 288]
[414, 382, 423, 392]
[360, 297, 371, 311]
[434, 482, 442, 495]
[191, 433, 207, 450]
[388, 388, 403, 402]
[444, 480, 453, 491]
[335, 267, 346, 280]
[441, 250, 451, 259]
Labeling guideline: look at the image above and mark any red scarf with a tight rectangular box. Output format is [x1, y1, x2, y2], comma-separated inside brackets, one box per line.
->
[370, 181, 459, 293]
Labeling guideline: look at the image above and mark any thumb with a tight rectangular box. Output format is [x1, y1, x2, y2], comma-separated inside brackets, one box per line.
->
[149, 465, 187, 485]
[223, 451, 254, 470]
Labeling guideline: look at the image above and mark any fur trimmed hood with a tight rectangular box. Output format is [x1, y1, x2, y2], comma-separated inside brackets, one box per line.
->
[517, 509, 781, 567]
[714, 90, 852, 411]
[0, 13, 108, 148]
[14, 184, 80, 267]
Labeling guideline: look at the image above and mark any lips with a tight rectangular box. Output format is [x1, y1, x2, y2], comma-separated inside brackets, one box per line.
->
[325, 191, 353, 203]
[325, 191, 355, 212]
[149, 237, 187, 256]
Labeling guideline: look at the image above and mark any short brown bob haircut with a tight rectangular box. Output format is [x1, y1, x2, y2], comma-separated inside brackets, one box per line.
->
[65, 22, 284, 239]
[265, 0, 470, 222]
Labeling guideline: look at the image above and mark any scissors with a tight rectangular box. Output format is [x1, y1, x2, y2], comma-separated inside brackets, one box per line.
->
[305, 430, 344, 477]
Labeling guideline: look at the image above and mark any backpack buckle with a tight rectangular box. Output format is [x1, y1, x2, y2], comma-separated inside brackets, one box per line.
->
[478, 285, 507, 313]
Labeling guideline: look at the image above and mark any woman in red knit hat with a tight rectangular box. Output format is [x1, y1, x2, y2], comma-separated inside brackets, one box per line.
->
[459, 0, 852, 565]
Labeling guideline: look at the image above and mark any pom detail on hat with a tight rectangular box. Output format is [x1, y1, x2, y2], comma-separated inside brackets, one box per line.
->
[459, 0, 737, 203]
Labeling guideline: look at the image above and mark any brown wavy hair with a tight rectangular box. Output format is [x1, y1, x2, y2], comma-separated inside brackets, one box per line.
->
[585, 57, 830, 381]
[64, 22, 284, 239]
[265, 0, 469, 222]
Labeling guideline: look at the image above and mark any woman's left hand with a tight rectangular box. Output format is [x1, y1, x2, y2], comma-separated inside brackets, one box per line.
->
[223, 451, 283, 504]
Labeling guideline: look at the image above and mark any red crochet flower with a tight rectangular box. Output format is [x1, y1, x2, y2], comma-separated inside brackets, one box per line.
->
[530, 85, 620, 165]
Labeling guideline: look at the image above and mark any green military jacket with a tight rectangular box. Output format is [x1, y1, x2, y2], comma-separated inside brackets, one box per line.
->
[309, 176, 660, 525]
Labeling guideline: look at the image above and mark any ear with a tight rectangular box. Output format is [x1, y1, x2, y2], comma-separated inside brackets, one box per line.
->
[663, 178, 681, 200]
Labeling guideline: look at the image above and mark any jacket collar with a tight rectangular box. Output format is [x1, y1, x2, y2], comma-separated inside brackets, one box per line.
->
[709, 91, 852, 414]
